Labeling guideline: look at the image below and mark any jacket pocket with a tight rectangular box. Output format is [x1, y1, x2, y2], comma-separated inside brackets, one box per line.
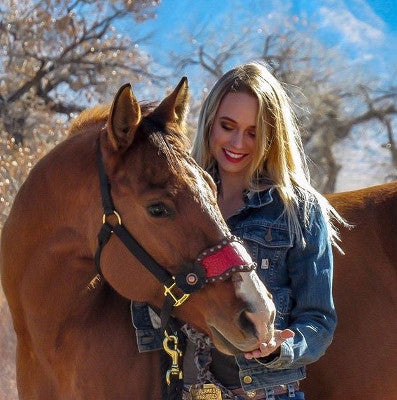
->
[241, 224, 292, 286]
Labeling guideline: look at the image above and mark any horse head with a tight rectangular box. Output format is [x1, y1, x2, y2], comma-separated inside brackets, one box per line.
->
[95, 79, 275, 354]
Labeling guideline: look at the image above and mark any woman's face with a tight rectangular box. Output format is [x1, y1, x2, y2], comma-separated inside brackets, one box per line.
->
[209, 91, 258, 179]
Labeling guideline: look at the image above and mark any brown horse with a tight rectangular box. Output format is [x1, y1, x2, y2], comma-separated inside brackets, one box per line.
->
[0, 80, 276, 400]
[303, 181, 397, 399]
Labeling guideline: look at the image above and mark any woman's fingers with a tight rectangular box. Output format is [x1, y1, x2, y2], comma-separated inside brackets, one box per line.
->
[279, 329, 295, 339]
[244, 329, 295, 359]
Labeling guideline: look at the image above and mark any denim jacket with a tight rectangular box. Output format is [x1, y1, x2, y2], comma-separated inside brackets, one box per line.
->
[227, 187, 337, 391]
[132, 186, 337, 391]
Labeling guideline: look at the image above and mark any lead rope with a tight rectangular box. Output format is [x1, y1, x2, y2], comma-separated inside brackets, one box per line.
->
[181, 325, 239, 400]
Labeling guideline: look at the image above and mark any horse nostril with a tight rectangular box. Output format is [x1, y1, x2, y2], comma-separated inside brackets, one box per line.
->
[238, 310, 257, 337]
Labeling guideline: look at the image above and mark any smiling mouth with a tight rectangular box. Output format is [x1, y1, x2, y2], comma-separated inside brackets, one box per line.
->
[223, 149, 247, 163]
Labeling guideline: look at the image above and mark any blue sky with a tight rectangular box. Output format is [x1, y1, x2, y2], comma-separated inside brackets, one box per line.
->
[123, 0, 396, 89]
[365, 0, 397, 29]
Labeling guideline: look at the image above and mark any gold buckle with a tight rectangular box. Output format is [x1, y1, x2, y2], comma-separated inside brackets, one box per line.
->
[164, 280, 190, 307]
[190, 383, 223, 400]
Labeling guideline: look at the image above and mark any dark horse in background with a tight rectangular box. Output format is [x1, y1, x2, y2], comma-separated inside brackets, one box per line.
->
[303, 182, 397, 399]
[0, 79, 276, 399]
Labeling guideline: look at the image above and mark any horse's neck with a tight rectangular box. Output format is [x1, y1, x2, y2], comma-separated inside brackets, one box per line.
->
[6, 130, 108, 312]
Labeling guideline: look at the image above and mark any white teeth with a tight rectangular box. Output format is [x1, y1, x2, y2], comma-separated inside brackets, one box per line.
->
[225, 150, 244, 159]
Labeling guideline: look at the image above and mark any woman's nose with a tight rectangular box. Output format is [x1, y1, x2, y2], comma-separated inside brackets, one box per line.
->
[230, 131, 244, 148]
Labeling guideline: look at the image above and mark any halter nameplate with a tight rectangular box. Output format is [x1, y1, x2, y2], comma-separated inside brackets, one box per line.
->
[197, 237, 256, 283]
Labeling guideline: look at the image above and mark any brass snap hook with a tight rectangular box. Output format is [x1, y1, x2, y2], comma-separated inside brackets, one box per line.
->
[163, 332, 183, 385]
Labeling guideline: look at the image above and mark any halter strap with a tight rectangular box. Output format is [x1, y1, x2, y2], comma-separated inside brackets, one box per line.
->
[94, 143, 206, 331]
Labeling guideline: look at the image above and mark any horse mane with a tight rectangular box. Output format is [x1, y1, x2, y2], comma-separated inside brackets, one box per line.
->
[68, 102, 160, 136]
[68, 105, 110, 136]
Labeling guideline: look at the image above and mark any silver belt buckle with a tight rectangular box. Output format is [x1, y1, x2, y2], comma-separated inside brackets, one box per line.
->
[190, 383, 223, 400]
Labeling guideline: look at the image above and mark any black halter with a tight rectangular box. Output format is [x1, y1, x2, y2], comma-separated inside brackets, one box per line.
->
[94, 143, 207, 331]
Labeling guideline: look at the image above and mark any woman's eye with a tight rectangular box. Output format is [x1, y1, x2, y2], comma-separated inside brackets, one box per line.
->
[221, 122, 234, 131]
[146, 203, 174, 218]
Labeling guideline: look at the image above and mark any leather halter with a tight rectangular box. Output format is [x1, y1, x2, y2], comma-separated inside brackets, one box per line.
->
[94, 143, 256, 331]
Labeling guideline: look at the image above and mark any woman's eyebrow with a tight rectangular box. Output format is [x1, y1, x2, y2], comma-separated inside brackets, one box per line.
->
[219, 116, 236, 123]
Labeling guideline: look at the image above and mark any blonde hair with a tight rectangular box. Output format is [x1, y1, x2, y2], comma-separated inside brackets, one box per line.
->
[191, 61, 345, 247]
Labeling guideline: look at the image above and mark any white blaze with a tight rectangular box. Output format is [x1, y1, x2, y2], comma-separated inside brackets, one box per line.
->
[234, 270, 276, 343]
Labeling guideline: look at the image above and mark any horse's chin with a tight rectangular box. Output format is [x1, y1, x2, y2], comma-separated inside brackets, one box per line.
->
[209, 326, 256, 356]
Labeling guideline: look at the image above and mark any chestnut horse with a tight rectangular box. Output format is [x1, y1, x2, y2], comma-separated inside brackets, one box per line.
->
[303, 182, 397, 399]
[0, 80, 276, 400]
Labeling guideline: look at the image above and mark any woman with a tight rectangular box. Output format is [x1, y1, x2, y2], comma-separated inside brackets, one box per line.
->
[181, 61, 343, 400]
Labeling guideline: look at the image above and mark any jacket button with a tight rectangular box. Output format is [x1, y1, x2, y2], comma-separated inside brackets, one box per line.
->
[243, 375, 253, 384]
[246, 390, 256, 397]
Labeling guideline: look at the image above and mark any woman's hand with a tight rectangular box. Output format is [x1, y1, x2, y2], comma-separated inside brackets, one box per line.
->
[244, 329, 295, 359]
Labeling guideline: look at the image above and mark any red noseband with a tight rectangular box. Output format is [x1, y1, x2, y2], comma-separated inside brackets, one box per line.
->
[197, 237, 256, 282]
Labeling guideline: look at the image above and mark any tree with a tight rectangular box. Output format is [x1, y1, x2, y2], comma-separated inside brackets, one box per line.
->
[0, 0, 160, 145]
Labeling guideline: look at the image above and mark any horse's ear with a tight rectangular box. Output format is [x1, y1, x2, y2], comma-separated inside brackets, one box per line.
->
[107, 83, 141, 151]
[151, 77, 189, 129]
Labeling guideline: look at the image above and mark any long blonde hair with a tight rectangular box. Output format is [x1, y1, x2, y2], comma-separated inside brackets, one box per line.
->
[191, 61, 345, 247]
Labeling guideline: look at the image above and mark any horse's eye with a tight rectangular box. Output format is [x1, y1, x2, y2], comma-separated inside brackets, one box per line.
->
[147, 203, 174, 219]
